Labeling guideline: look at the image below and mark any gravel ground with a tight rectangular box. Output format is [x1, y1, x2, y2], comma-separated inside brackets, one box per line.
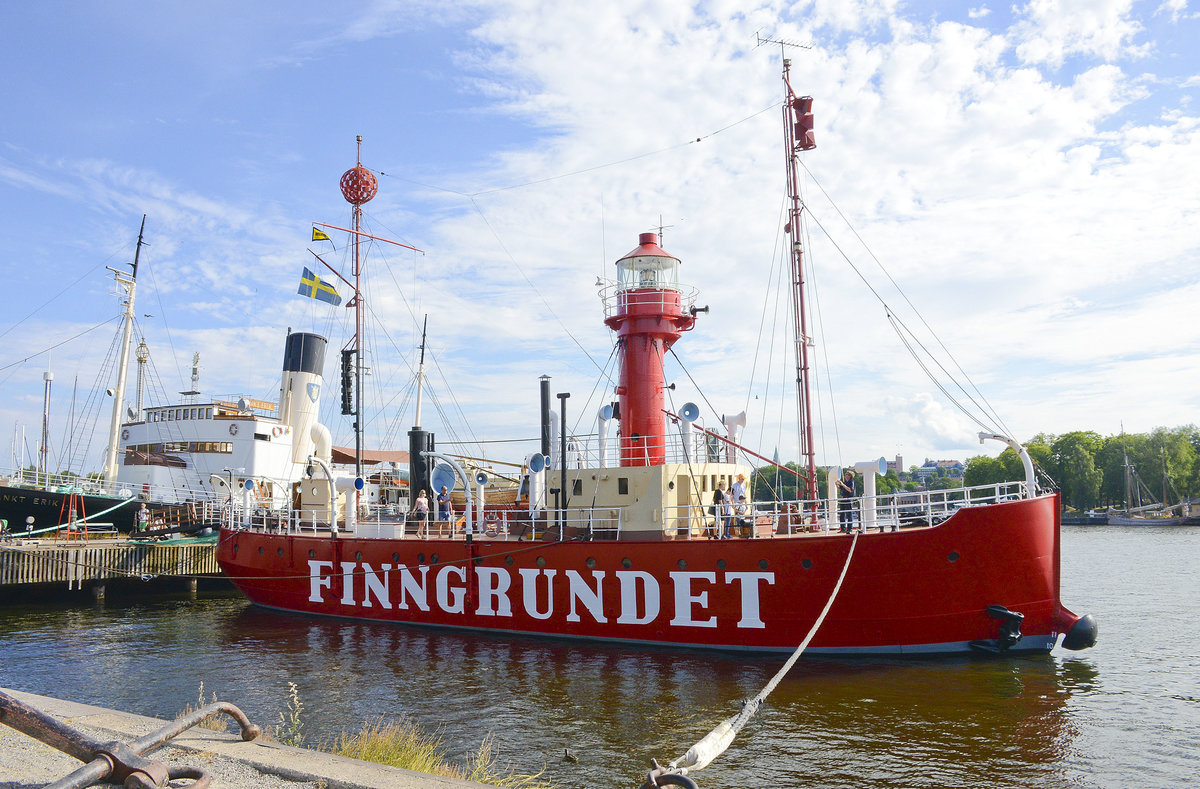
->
[0, 688, 489, 789]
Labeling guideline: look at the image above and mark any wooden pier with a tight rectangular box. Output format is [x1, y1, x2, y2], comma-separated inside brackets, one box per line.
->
[0, 539, 219, 595]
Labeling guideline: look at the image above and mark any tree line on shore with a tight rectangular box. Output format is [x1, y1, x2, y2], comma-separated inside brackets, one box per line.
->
[751, 425, 1199, 513]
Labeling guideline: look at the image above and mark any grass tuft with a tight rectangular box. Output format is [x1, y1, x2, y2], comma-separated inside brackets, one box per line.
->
[175, 681, 230, 733]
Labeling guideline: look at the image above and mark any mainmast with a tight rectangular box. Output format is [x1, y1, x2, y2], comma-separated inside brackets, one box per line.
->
[103, 215, 145, 482]
[781, 59, 819, 500]
[339, 136, 378, 481]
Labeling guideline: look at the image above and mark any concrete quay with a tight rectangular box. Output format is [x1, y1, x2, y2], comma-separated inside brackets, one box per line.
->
[0, 688, 492, 789]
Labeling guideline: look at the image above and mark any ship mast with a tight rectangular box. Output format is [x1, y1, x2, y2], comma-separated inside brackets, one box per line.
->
[781, 60, 819, 500]
[339, 136, 378, 481]
[102, 215, 145, 482]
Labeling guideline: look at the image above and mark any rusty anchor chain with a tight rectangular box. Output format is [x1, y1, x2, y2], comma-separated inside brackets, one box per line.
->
[0, 689, 261, 788]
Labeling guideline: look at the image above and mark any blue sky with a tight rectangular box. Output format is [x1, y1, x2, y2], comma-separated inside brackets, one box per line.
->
[2, 0, 1198, 476]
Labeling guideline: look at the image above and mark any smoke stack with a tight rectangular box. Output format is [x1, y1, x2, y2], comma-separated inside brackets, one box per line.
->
[280, 332, 327, 464]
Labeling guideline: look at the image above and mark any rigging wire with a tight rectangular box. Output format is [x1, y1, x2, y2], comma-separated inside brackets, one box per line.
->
[0, 244, 129, 343]
[375, 102, 783, 199]
[795, 201, 1004, 437]
[0, 316, 121, 374]
[798, 159, 1013, 439]
[468, 196, 606, 377]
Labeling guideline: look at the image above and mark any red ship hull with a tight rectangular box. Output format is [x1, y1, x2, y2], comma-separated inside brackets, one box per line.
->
[217, 493, 1085, 654]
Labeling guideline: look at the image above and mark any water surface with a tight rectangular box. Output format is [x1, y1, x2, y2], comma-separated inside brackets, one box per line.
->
[1, 526, 1196, 788]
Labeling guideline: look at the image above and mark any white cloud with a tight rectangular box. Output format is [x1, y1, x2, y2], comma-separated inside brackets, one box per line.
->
[2, 0, 1198, 472]
[1013, 0, 1148, 67]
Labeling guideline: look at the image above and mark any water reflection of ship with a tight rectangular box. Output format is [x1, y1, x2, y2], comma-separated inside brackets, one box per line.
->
[216, 603, 1094, 787]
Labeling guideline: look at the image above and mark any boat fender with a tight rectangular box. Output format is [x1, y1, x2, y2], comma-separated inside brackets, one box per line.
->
[1062, 613, 1099, 651]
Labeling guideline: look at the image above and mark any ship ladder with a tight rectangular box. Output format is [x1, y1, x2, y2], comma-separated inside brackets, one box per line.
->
[639, 532, 861, 789]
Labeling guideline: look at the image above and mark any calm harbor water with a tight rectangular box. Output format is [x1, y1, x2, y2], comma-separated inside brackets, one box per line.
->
[1, 526, 1197, 788]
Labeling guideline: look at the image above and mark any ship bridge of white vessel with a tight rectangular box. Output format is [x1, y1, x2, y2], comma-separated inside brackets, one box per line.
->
[115, 332, 332, 506]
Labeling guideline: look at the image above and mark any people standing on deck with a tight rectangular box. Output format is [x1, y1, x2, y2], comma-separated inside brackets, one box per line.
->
[837, 469, 856, 532]
[731, 473, 747, 507]
[720, 480, 736, 538]
[413, 489, 430, 533]
[136, 504, 150, 533]
[712, 481, 729, 538]
[437, 485, 453, 528]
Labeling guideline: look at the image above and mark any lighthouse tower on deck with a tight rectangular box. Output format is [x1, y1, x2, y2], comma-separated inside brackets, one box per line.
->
[604, 233, 696, 467]
[551, 233, 751, 541]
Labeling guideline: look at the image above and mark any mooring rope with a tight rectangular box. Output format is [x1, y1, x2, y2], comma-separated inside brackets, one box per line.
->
[647, 531, 861, 784]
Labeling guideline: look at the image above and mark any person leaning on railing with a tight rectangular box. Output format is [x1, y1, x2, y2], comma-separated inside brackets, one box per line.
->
[837, 469, 856, 533]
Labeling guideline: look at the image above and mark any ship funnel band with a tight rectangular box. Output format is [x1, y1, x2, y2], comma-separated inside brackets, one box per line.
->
[283, 332, 328, 375]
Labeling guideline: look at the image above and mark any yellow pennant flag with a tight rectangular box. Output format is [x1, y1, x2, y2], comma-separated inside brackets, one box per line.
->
[312, 227, 333, 243]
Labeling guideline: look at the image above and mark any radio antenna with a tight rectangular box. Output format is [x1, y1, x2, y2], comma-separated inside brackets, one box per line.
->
[755, 31, 813, 51]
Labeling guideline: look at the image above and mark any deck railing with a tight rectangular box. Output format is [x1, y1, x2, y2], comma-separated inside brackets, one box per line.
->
[219, 480, 1031, 541]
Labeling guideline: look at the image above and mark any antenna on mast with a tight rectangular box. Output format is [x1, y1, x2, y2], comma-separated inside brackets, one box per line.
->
[755, 30, 814, 51]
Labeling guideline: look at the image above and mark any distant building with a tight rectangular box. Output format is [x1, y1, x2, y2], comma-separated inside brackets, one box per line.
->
[916, 459, 965, 479]
[885, 455, 904, 475]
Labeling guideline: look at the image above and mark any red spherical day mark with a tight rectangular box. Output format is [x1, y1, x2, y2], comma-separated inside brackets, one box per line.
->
[340, 165, 378, 205]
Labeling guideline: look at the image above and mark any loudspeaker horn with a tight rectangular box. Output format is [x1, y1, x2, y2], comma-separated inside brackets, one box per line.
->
[475, 471, 489, 486]
[599, 404, 614, 421]
[431, 463, 457, 492]
[722, 410, 747, 430]
[679, 402, 700, 423]
[528, 453, 546, 473]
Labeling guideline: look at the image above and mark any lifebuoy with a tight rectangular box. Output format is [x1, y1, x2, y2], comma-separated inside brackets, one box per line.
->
[272, 426, 283, 437]
[229, 423, 239, 436]
[121, 429, 130, 441]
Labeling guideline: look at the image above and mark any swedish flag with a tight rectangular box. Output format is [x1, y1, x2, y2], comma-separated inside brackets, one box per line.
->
[297, 267, 342, 306]
[312, 227, 333, 243]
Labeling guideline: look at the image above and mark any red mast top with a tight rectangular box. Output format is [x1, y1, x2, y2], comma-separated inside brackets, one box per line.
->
[603, 233, 697, 466]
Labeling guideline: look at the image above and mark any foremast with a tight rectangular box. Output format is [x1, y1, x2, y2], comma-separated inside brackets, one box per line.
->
[102, 215, 146, 482]
[781, 59, 819, 501]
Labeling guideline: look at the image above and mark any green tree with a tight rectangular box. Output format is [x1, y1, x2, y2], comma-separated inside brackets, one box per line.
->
[1051, 431, 1104, 510]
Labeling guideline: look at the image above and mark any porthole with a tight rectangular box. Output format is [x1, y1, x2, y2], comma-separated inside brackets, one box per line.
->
[355, 551, 363, 561]
[277, 547, 284, 556]
[431, 553, 439, 565]
[801, 558, 812, 570]
[258, 546, 264, 556]
[536, 556, 546, 568]
[417, 553, 426, 564]
[505, 556, 514, 566]
[716, 559, 727, 570]
[677, 559, 687, 570]
[621, 557, 632, 569]
[308, 549, 315, 559]
[392, 553, 400, 563]
[586, 557, 596, 568]
[233, 544, 239, 555]
[948, 551, 959, 563]
[758, 559, 768, 570]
